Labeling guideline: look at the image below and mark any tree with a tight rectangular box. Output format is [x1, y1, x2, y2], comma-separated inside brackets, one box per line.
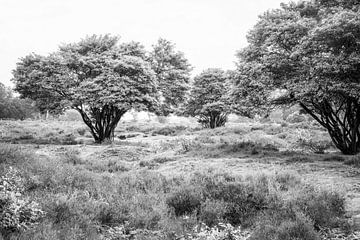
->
[12, 35, 159, 143]
[149, 38, 192, 115]
[232, 0, 360, 154]
[0, 83, 38, 120]
[183, 69, 230, 128]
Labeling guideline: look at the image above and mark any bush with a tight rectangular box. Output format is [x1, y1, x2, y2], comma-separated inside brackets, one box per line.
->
[344, 155, 360, 167]
[298, 139, 333, 154]
[166, 187, 202, 216]
[251, 208, 320, 240]
[76, 127, 87, 136]
[293, 186, 345, 229]
[152, 126, 188, 136]
[152, 156, 176, 164]
[0, 144, 27, 165]
[285, 155, 314, 164]
[0, 167, 44, 237]
[184, 223, 251, 240]
[199, 199, 227, 227]
[63, 149, 83, 165]
[219, 141, 279, 155]
[152, 127, 176, 136]
[323, 155, 345, 162]
[286, 112, 307, 123]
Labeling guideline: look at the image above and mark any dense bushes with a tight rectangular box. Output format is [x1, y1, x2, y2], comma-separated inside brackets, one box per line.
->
[0, 143, 351, 239]
[0, 167, 44, 238]
[165, 171, 346, 239]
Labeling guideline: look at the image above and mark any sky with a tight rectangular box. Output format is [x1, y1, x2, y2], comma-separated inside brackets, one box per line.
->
[0, 0, 287, 87]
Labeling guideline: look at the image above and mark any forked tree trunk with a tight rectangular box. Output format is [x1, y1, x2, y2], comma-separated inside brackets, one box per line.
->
[198, 112, 228, 129]
[75, 105, 126, 143]
[299, 96, 360, 155]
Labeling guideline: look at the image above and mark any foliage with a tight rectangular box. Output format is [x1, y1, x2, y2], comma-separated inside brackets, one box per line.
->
[0, 167, 44, 237]
[185, 223, 251, 240]
[183, 69, 231, 128]
[149, 38, 192, 115]
[232, 0, 360, 154]
[12, 35, 159, 143]
[0, 139, 353, 239]
[251, 209, 320, 240]
[166, 187, 202, 216]
[0, 83, 38, 120]
[344, 155, 360, 167]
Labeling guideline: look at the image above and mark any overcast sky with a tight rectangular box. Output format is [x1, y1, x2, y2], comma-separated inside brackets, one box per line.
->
[0, 0, 287, 87]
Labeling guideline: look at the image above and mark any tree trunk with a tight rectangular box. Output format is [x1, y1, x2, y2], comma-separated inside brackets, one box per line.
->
[198, 112, 228, 129]
[75, 105, 126, 143]
[299, 96, 360, 155]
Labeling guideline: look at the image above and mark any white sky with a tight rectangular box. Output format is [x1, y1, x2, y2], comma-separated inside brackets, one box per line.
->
[0, 0, 286, 87]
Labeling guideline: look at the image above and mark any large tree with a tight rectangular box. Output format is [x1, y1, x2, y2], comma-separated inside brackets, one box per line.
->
[183, 68, 230, 129]
[149, 38, 192, 115]
[232, 0, 360, 154]
[12, 35, 159, 143]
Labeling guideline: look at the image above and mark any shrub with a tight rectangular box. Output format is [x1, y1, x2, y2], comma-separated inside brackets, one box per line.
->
[273, 171, 301, 191]
[152, 126, 187, 136]
[76, 127, 87, 136]
[195, 174, 278, 227]
[251, 208, 320, 240]
[285, 155, 314, 164]
[344, 155, 360, 167]
[220, 141, 279, 155]
[293, 186, 345, 229]
[286, 112, 307, 124]
[152, 127, 176, 136]
[298, 139, 333, 154]
[323, 155, 345, 162]
[166, 187, 202, 216]
[152, 157, 176, 164]
[199, 199, 227, 227]
[179, 139, 201, 153]
[184, 223, 251, 240]
[0, 144, 26, 165]
[0, 167, 44, 237]
[63, 149, 83, 165]
[61, 134, 78, 145]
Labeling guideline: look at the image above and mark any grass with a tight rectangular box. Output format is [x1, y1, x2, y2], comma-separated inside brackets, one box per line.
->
[0, 143, 350, 239]
[1, 119, 360, 239]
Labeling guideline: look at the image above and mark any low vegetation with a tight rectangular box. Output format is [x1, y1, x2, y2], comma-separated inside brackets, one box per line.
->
[0, 121, 359, 239]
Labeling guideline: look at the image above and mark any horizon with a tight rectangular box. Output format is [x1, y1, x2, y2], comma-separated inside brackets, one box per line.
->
[0, 0, 287, 88]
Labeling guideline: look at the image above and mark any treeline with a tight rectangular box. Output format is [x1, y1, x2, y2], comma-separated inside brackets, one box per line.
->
[0, 83, 38, 120]
[10, 0, 360, 154]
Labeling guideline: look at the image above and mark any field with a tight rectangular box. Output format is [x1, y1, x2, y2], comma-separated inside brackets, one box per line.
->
[1, 116, 360, 240]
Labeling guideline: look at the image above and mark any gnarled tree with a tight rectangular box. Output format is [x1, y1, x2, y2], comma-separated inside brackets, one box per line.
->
[183, 68, 230, 128]
[12, 35, 159, 143]
[232, 0, 360, 154]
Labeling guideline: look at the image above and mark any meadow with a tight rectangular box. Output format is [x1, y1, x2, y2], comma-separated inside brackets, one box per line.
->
[1, 115, 360, 240]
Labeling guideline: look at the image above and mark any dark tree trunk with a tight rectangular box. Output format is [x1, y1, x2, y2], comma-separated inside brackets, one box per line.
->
[198, 112, 228, 129]
[74, 105, 126, 143]
[299, 95, 360, 155]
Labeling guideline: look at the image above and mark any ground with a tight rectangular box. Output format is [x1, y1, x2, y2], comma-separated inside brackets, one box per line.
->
[1, 116, 360, 239]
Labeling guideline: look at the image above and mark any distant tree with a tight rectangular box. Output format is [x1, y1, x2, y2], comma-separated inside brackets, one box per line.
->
[12, 35, 159, 143]
[0, 83, 38, 120]
[149, 38, 192, 115]
[232, 0, 360, 154]
[183, 69, 230, 128]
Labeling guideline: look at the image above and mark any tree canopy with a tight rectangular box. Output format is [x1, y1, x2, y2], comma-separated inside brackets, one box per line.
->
[232, 0, 360, 154]
[149, 38, 192, 115]
[183, 68, 230, 128]
[12, 35, 159, 142]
